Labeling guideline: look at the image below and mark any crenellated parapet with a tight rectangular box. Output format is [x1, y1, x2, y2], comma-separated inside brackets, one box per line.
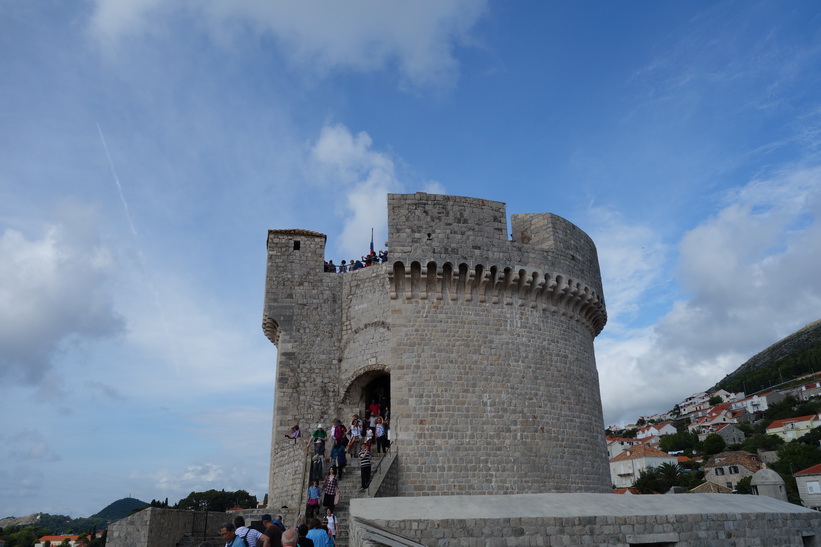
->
[388, 260, 606, 335]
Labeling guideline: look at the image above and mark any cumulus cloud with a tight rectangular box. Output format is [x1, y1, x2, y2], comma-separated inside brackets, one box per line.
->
[597, 164, 821, 425]
[89, 0, 488, 88]
[589, 208, 670, 331]
[308, 124, 446, 259]
[0, 202, 124, 385]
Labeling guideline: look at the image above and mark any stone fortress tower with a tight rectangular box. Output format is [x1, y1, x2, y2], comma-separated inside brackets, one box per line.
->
[262, 192, 611, 509]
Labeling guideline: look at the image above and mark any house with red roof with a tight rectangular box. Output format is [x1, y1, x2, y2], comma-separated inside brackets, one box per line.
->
[688, 403, 745, 434]
[703, 451, 763, 491]
[35, 533, 101, 547]
[795, 462, 821, 510]
[766, 414, 821, 442]
[635, 422, 676, 441]
[728, 390, 787, 416]
[609, 444, 678, 488]
[605, 436, 643, 459]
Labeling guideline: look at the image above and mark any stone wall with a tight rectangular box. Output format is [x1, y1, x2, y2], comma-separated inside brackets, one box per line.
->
[264, 229, 343, 510]
[107, 508, 228, 547]
[349, 493, 821, 546]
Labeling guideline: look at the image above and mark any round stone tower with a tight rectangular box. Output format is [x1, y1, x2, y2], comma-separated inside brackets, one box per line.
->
[262, 193, 611, 508]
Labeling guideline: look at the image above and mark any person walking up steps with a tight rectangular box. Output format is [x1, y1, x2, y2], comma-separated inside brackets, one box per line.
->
[359, 441, 372, 490]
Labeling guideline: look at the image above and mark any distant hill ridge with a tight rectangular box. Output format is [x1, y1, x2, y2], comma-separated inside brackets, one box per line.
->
[92, 497, 148, 520]
[714, 319, 821, 390]
[0, 497, 148, 531]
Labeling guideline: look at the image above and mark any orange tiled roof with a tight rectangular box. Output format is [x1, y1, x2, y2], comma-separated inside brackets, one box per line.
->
[613, 488, 640, 494]
[688, 481, 733, 494]
[704, 451, 762, 473]
[795, 463, 821, 476]
[766, 415, 817, 430]
[610, 444, 673, 462]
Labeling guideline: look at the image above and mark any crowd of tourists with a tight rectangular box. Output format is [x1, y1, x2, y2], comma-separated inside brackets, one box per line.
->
[324, 250, 388, 273]
[209, 400, 390, 546]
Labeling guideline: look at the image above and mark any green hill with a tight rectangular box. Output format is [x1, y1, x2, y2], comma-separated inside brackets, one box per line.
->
[91, 497, 149, 521]
[714, 319, 821, 394]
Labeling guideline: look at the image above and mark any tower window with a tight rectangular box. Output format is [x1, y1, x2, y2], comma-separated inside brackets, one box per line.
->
[293, 241, 300, 250]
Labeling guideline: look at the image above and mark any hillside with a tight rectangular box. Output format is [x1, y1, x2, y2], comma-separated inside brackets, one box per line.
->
[0, 497, 148, 534]
[713, 319, 821, 393]
[91, 497, 148, 520]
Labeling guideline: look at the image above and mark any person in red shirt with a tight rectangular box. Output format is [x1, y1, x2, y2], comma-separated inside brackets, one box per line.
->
[367, 399, 381, 418]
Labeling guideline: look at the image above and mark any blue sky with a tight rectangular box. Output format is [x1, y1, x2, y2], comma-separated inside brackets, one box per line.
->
[2, 0, 821, 518]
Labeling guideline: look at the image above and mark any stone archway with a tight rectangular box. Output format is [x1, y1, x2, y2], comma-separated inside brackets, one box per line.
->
[341, 365, 390, 419]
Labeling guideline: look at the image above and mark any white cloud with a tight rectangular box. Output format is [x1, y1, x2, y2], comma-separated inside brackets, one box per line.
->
[308, 124, 402, 259]
[589, 208, 670, 331]
[89, 0, 488, 88]
[0, 202, 124, 385]
[597, 164, 821, 425]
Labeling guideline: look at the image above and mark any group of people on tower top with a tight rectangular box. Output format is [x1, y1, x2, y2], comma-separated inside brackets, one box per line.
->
[324, 249, 388, 273]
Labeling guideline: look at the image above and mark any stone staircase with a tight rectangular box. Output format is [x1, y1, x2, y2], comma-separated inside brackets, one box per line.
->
[330, 452, 396, 547]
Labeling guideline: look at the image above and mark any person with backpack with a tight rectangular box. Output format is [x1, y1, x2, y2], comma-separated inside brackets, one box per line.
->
[233, 516, 262, 547]
[219, 523, 244, 547]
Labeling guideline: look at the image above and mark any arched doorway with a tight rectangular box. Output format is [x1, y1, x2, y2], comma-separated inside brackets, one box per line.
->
[341, 366, 390, 420]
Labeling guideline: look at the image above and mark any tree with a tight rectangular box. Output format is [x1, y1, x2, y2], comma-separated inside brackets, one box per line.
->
[772, 443, 821, 476]
[659, 431, 698, 453]
[632, 463, 688, 494]
[175, 489, 257, 512]
[735, 476, 753, 494]
[741, 433, 783, 453]
[795, 426, 821, 447]
[708, 395, 723, 406]
[656, 462, 683, 487]
[632, 467, 664, 494]
[701, 433, 726, 456]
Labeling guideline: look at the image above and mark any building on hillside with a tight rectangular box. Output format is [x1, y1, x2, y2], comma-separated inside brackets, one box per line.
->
[795, 380, 821, 401]
[679, 389, 743, 417]
[766, 414, 821, 442]
[696, 423, 746, 445]
[605, 436, 643, 459]
[703, 451, 763, 491]
[795, 463, 821, 510]
[728, 390, 787, 416]
[609, 444, 678, 489]
[688, 403, 744, 434]
[36, 533, 103, 547]
[635, 422, 676, 441]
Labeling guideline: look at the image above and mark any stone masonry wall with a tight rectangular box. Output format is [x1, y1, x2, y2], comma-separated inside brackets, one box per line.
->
[264, 193, 611, 509]
[349, 493, 821, 547]
[389, 292, 610, 495]
[107, 508, 228, 547]
[264, 230, 343, 510]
